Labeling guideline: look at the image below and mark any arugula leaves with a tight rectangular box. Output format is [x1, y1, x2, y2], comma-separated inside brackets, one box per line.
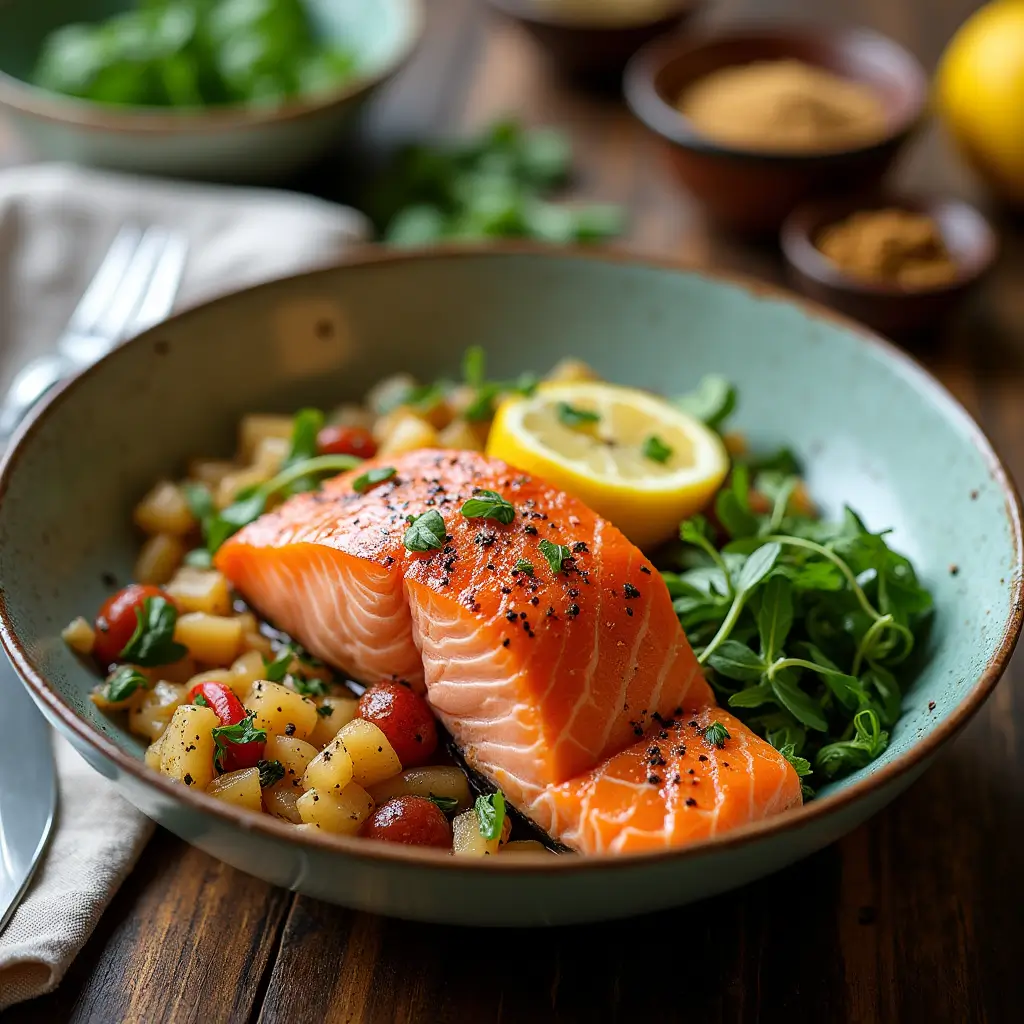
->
[404, 510, 446, 552]
[475, 791, 507, 842]
[118, 597, 188, 667]
[667, 460, 932, 794]
[460, 489, 515, 525]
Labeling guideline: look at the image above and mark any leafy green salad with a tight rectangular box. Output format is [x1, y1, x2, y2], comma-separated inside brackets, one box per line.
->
[663, 378, 934, 796]
[33, 0, 357, 109]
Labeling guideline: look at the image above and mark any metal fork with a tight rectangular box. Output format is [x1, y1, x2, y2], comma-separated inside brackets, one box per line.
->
[0, 224, 189, 443]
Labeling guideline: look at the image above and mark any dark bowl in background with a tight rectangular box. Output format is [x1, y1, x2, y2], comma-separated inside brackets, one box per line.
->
[624, 26, 929, 234]
[780, 195, 997, 339]
[484, 0, 704, 86]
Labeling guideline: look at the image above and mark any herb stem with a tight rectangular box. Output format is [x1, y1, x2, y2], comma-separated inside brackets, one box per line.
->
[697, 592, 748, 665]
[262, 454, 361, 498]
[768, 479, 798, 532]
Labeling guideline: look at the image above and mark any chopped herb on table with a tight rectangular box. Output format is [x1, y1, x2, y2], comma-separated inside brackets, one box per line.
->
[660, 381, 933, 795]
[371, 120, 626, 247]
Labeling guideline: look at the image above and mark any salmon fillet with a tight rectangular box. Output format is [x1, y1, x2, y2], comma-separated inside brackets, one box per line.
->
[216, 449, 801, 853]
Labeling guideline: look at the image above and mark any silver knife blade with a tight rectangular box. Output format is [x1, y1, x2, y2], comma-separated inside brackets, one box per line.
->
[0, 656, 57, 934]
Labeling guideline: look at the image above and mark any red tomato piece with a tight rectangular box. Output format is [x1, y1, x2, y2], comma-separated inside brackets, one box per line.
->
[317, 425, 377, 459]
[361, 796, 452, 848]
[357, 682, 438, 768]
[188, 680, 265, 772]
[94, 583, 171, 667]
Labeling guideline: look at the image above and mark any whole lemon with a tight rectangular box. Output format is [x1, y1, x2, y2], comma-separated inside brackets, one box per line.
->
[937, 0, 1024, 205]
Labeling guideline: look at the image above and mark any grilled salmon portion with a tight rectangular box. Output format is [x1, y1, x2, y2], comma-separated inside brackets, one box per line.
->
[527, 707, 802, 855]
[216, 449, 801, 850]
[217, 449, 707, 789]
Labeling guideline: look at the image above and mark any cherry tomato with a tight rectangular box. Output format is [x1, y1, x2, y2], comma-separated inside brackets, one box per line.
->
[358, 682, 438, 768]
[187, 681, 265, 772]
[94, 583, 170, 667]
[361, 796, 452, 848]
[317, 425, 377, 459]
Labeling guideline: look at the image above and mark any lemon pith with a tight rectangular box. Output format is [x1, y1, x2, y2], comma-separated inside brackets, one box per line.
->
[486, 382, 729, 549]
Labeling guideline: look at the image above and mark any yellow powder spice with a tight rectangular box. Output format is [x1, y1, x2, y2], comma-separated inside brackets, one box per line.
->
[677, 59, 888, 154]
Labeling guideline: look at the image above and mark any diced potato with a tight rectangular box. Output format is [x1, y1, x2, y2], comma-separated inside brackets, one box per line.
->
[159, 655, 198, 684]
[133, 480, 196, 537]
[367, 766, 472, 811]
[366, 373, 417, 416]
[307, 696, 359, 748]
[165, 568, 233, 616]
[174, 612, 243, 666]
[235, 611, 258, 634]
[215, 466, 269, 509]
[208, 767, 263, 813]
[292, 822, 323, 836]
[264, 781, 303, 823]
[296, 783, 374, 835]
[135, 533, 186, 585]
[229, 650, 267, 698]
[328, 403, 374, 429]
[501, 840, 553, 854]
[337, 719, 402, 787]
[378, 411, 439, 456]
[242, 629, 274, 658]
[188, 459, 237, 488]
[546, 358, 599, 384]
[265, 734, 319, 789]
[184, 668, 234, 693]
[302, 736, 354, 794]
[252, 435, 291, 475]
[61, 617, 95, 655]
[437, 419, 484, 452]
[245, 681, 318, 740]
[145, 734, 165, 770]
[452, 809, 501, 857]
[240, 414, 294, 462]
[159, 704, 219, 790]
[129, 681, 187, 741]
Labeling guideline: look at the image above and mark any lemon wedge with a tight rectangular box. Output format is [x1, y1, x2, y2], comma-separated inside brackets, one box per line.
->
[486, 382, 729, 548]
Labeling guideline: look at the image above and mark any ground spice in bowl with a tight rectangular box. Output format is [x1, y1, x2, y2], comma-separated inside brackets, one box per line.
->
[677, 59, 888, 153]
[815, 208, 960, 288]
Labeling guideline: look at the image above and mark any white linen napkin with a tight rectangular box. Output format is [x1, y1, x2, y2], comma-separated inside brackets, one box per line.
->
[0, 162, 371, 1011]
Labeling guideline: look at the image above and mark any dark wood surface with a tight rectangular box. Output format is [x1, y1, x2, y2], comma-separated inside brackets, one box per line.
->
[4, 0, 1021, 1021]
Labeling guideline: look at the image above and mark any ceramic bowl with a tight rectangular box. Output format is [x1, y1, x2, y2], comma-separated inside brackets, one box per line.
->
[484, 0, 703, 86]
[1, 247, 1020, 926]
[0, 0, 423, 182]
[781, 194, 998, 340]
[624, 27, 928, 234]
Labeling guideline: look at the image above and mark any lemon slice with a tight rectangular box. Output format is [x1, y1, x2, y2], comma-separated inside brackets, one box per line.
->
[487, 382, 729, 548]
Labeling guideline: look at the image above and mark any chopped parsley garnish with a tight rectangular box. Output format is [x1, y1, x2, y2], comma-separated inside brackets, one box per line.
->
[257, 759, 285, 788]
[353, 466, 396, 494]
[103, 665, 148, 704]
[474, 791, 507, 841]
[460, 489, 515, 525]
[118, 597, 188, 667]
[293, 676, 329, 698]
[262, 647, 293, 684]
[514, 559, 535, 576]
[192, 693, 209, 707]
[539, 539, 571, 576]
[316, 705, 334, 718]
[642, 434, 673, 464]
[404, 509, 446, 552]
[212, 712, 267, 772]
[702, 721, 730, 748]
[556, 401, 600, 429]
[428, 794, 460, 813]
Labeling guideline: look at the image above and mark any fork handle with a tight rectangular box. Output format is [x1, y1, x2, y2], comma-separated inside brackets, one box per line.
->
[0, 353, 75, 445]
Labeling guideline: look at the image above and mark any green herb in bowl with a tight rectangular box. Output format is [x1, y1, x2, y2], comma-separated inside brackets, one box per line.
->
[33, 0, 358, 108]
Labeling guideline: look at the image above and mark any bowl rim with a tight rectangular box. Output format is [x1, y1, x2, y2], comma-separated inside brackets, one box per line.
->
[0, 0, 424, 136]
[1, 242, 1020, 874]
[623, 23, 929, 164]
[484, 0, 700, 32]
[780, 193, 999, 298]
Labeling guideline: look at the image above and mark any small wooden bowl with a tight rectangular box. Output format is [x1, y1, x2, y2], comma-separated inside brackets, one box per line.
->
[484, 0, 704, 86]
[781, 195, 997, 339]
[624, 26, 928, 234]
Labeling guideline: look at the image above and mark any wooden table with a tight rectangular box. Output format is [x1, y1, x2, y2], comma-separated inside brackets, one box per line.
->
[4, 0, 1022, 1021]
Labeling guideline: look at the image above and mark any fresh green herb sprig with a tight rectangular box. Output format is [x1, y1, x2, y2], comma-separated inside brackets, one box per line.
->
[661, 396, 932, 794]
[118, 596, 187, 667]
[373, 120, 626, 248]
[475, 791, 507, 842]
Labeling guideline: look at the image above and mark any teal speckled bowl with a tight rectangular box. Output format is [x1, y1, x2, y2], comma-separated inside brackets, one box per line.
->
[0, 0, 423, 181]
[1, 247, 1020, 926]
